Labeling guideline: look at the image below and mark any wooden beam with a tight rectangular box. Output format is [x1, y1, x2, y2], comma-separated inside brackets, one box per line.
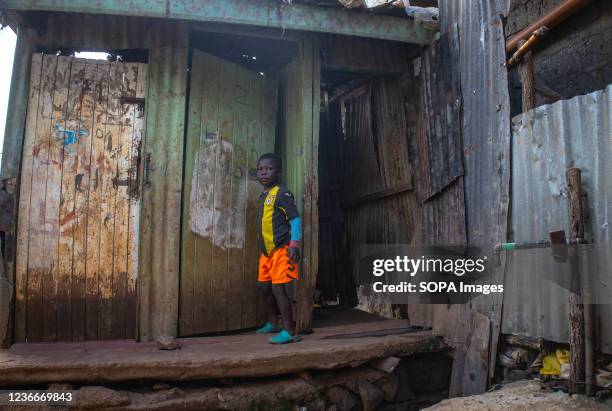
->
[2, 0, 436, 44]
[0, 328, 446, 385]
[320, 34, 415, 74]
[501, 333, 544, 351]
[517, 40, 535, 112]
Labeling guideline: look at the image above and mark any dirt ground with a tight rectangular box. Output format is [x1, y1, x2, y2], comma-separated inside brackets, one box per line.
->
[425, 380, 611, 411]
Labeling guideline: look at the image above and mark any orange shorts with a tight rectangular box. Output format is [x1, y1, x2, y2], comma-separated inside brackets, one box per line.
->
[258, 244, 299, 284]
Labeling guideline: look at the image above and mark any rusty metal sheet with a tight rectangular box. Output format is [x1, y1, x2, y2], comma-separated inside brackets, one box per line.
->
[425, 0, 512, 395]
[316, 70, 419, 307]
[329, 76, 416, 298]
[439, 0, 511, 250]
[418, 179, 466, 245]
[503, 84, 612, 353]
[417, 23, 463, 202]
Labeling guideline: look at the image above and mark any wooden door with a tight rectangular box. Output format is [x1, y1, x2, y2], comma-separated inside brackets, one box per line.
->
[15, 54, 146, 342]
[179, 50, 277, 335]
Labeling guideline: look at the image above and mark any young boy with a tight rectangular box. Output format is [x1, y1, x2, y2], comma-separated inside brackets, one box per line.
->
[255, 153, 302, 344]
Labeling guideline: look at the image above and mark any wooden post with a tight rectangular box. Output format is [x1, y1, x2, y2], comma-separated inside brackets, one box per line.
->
[584, 279, 595, 396]
[518, 40, 535, 112]
[567, 167, 584, 394]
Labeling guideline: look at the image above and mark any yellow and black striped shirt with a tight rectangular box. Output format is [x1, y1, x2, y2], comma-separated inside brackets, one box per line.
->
[257, 185, 299, 256]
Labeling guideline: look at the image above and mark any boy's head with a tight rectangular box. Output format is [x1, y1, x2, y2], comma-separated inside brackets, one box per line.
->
[257, 153, 282, 188]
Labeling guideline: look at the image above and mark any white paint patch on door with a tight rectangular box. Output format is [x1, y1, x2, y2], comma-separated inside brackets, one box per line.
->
[189, 133, 246, 249]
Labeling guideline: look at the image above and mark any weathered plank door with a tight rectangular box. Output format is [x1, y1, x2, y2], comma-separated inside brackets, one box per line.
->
[179, 50, 276, 335]
[15, 54, 146, 342]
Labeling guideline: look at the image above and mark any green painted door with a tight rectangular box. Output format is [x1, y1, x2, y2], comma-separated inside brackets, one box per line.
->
[180, 50, 277, 335]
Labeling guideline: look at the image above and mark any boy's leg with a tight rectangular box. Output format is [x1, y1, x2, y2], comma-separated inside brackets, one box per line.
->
[266, 245, 300, 343]
[258, 281, 279, 325]
[257, 253, 279, 333]
[272, 284, 293, 334]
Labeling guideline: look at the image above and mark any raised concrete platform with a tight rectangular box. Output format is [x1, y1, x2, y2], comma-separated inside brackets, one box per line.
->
[0, 310, 448, 386]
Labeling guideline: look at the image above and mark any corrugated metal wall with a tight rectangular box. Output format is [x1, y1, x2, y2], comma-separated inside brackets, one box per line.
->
[415, 0, 512, 394]
[504, 84, 612, 353]
[439, 0, 511, 248]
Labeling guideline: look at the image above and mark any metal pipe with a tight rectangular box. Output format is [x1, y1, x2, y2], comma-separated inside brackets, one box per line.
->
[494, 237, 583, 253]
[506, 0, 595, 54]
[507, 27, 549, 67]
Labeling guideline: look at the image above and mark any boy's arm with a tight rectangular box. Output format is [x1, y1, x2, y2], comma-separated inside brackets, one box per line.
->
[289, 217, 302, 248]
[278, 188, 301, 263]
[288, 217, 301, 264]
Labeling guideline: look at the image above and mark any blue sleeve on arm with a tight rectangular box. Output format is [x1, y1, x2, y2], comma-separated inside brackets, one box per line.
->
[290, 217, 302, 241]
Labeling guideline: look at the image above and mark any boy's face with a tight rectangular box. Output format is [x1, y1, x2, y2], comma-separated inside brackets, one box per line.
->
[257, 158, 280, 188]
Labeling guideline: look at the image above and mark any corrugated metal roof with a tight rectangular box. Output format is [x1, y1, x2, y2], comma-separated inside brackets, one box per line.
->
[503, 84, 612, 353]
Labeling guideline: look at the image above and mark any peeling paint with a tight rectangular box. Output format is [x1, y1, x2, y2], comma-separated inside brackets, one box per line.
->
[189, 136, 246, 250]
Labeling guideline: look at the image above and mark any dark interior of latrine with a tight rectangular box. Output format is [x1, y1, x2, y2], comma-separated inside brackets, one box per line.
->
[316, 69, 420, 313]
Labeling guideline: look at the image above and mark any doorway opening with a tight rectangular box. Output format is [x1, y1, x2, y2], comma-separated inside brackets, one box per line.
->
[316, 66, 419, 321]
[179, 29, 299, 336]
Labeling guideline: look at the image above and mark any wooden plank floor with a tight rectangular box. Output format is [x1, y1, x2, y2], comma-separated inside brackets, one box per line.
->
[0, 310, 447, 386]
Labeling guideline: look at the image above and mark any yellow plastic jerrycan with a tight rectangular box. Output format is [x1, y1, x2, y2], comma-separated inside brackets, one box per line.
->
[540, 353, 561, 376]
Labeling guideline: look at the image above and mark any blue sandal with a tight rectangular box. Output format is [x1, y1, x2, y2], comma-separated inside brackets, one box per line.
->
[256, 322, 278, 334]
[269, 329, 302, 344]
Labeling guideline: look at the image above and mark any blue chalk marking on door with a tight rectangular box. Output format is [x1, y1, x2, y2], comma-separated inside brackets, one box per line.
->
[55, 124, 89, 146]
